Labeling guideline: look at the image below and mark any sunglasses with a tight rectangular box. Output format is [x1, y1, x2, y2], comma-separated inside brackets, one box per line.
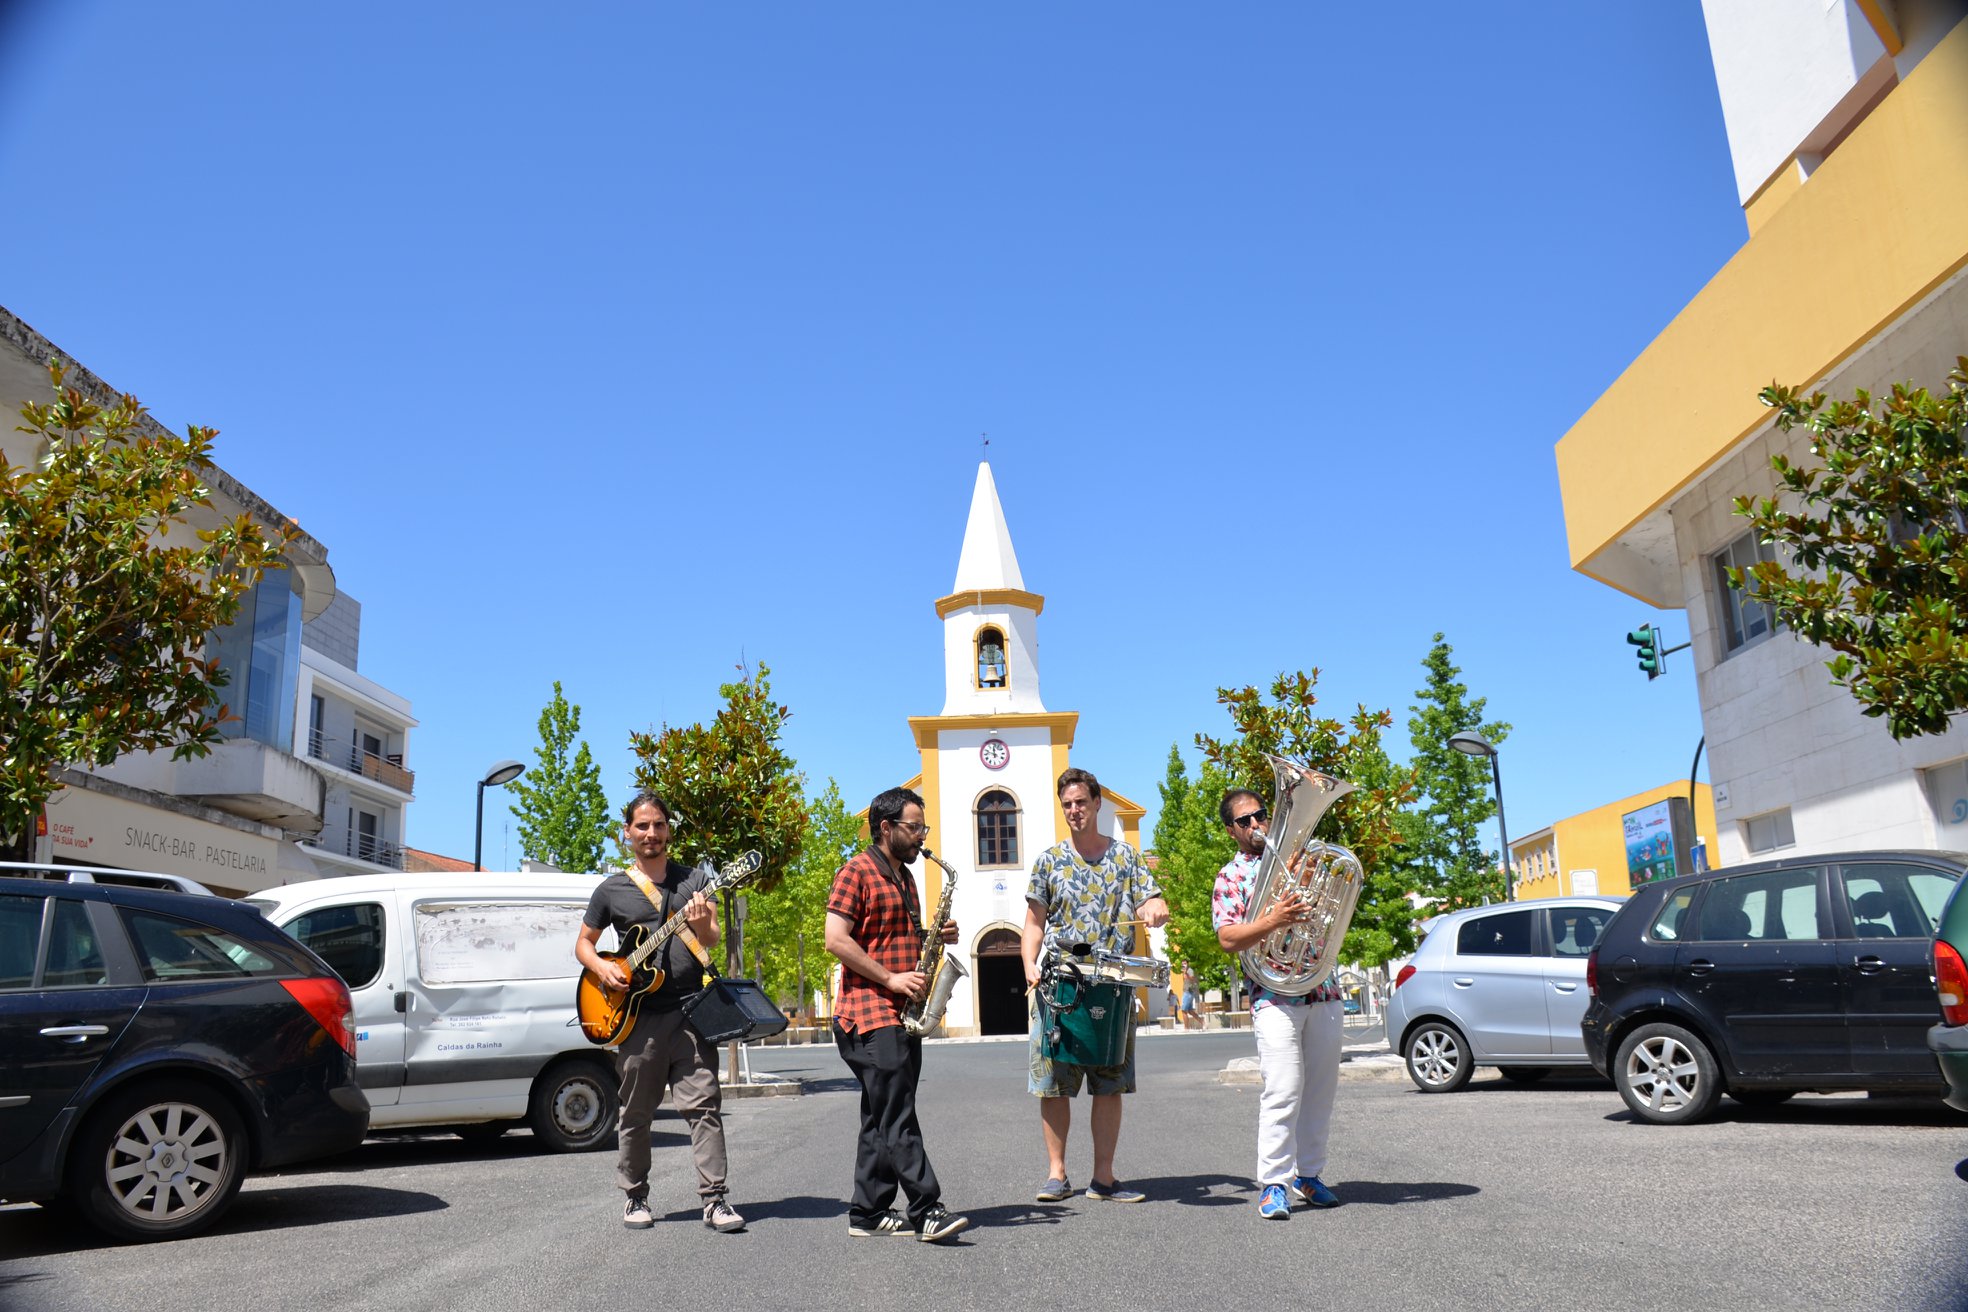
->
[1231, 808, 1269, 829]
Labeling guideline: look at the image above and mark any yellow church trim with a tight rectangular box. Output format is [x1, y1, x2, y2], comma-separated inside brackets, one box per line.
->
[907, 711, 1079, 750]
[1854, 0, 1903, 56]
[933, 588, 1046, 619]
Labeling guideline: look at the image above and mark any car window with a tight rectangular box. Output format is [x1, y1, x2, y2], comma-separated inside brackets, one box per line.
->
[0, 893, 43, 989]
[42, 898, 107, 987]
[1840, 862, 1961, 938]
[1693, 867, 1823, 941]
[1650, 889, 1696, 941]
[283, 903, 386, 988]
[122, 908, 288, 981]
[1456, 909, 1534, 956]
[1546, 906, 1614, 958]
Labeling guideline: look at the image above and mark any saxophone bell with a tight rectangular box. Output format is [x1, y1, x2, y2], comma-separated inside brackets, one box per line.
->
[900, 847, 967, 1036]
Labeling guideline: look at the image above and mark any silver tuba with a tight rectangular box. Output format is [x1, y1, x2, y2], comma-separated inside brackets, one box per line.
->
[900, 848, 968, 1036]
[1237, 755, 1365, 996]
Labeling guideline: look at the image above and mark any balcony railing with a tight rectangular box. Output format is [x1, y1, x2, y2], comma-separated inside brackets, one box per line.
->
[304, 826, 405, 871]
[307, 728, 415, 793]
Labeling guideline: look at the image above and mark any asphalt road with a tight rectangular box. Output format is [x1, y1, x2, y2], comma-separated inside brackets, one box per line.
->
[4, 1032, 1965, 1312]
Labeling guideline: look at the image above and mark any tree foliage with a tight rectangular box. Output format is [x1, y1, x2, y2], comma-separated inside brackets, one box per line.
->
[1, 362, 291, 857]
[1403, 634, 1511, 910]
[1150, 744, 1238, 992]
[740, 778, 862, 1011]
[1734, 361, 1968, 739]
[507, 681, 612, 872]
[627, 662, 809, 973]
[1193, 669, 1418, 972]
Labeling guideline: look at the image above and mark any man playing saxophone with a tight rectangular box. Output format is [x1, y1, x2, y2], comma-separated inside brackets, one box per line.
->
[823, 786, 970, 1242]
[1212, 786, 1345, 1219]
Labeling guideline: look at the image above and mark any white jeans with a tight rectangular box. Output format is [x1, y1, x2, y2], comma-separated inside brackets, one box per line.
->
[1252, 998, 1342, 1187]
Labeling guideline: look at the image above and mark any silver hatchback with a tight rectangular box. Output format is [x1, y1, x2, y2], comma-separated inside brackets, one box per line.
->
[1386, 897, 1625, 1092]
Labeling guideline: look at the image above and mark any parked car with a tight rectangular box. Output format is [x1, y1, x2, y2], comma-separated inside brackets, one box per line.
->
[1582, 850, 1965, 1125]
[1387, 897, 1626, 1092]
[0, 877, 369, 1240]
[247, 871, 617, 1150]
[1928, 872, 1968, 1112]
[0, 859, 215, 896]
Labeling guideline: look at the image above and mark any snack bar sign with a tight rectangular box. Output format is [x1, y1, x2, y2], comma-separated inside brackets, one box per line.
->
[44, 786, 280, 885]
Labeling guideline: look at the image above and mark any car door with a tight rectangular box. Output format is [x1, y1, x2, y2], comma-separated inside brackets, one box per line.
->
[1450, 908, 1548, 1058]
[276, 898, 403, 1106]
[1675, 866, 1844, 1078]
[1834, 859, 1962, 1079]
[0, 892, 146, 1164]
[1543, 904, 1617, 1057]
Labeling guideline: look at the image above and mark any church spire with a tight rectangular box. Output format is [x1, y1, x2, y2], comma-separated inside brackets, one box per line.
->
[951, 461, 1025, 592]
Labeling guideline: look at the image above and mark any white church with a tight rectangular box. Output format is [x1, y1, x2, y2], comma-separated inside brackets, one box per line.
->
[872, 461, 1161, 1037]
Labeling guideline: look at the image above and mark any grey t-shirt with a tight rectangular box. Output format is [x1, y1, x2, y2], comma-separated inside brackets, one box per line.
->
[582, 861, 713, 1013]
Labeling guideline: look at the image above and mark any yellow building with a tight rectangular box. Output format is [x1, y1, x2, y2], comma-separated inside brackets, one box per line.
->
[1557, 4, 1968, 865]
[1511, 782, 1718, 901]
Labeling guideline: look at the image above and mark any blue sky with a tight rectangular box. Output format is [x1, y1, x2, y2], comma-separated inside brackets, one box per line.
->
[1, 3, 1744, 866]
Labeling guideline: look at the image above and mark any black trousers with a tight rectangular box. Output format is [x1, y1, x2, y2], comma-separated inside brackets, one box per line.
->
[834, 1022, 941, 1226]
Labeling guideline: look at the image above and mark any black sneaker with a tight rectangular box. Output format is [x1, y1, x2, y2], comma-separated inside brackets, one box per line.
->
[623, 1193, 653, 1229]
[703, 1198, 746, 1232]
[848, 1211, 911, 1237]
[916, 1205, 970, 1243]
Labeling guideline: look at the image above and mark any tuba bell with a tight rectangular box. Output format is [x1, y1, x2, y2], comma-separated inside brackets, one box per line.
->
[1237, 754, 1365, 996]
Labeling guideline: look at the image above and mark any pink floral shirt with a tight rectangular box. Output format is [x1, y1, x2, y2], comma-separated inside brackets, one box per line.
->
[1211, 851, 1344, 1009]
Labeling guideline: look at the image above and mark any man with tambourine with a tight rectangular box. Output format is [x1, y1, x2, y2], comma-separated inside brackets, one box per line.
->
[574, 791, 747, 1234]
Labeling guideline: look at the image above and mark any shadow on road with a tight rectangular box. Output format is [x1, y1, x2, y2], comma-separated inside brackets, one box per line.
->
[1603, 1094, 1965, 1128]
[0, 1183, 447, 1258]
[1120, 1173, 1256, 1207]
[703, 1193, 848, 1224]
[1331, 1179, 1481, 1206]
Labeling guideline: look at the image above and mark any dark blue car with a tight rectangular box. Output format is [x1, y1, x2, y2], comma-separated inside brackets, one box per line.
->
[0, 877, 370, 1240]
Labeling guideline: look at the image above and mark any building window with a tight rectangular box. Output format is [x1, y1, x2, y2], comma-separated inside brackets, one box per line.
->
[1742, 807, 1795, 855]
[976, 789, 1019, 867]
[976, 627, 1008, 689]
[209, 569, 303, 753]
[1712, 530, 1782, 654]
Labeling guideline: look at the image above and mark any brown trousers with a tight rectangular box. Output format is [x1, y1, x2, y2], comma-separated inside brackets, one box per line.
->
[614, 1006, 727, 1200]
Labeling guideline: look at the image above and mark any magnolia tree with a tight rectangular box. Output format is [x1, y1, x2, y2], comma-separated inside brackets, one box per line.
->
[1, 362, 291, 860]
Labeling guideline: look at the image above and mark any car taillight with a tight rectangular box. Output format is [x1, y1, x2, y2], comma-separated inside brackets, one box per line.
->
[1586, 947, 1599, 997]
[1935, 941, 1968, 1027]
[1393, 964, 1416, 991]
[282, 976, 358, 1058]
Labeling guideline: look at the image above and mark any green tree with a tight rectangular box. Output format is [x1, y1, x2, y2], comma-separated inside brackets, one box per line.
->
[1150, 744, 1238, 992]
[1, 362, 292, 860]
[1404, 634, 1511, 910]
[506, 681, 612, 872]
[741, 777, 861, 1014]
[1734, 360, 1968, 739]
[1194, 669, 1417, 973]
[626, 661, 809, 975]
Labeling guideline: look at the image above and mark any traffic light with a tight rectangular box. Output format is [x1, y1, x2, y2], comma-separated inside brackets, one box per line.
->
[1626, 624, 1661, 680]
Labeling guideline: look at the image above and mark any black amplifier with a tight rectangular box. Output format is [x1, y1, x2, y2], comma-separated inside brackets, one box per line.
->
[682, 978, 790, 1044]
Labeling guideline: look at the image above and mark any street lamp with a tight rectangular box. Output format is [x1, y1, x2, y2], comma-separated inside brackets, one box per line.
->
[1448, 731, 1513, 902]
[473, 759, 526, 872]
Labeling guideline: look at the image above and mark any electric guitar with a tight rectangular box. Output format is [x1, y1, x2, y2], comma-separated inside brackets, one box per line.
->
[575, 850, 764, 1045]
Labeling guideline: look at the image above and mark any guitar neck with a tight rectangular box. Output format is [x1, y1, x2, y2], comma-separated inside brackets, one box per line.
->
[625, 904, 693, 971]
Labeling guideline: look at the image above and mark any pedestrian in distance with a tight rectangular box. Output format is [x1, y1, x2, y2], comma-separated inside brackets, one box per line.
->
[822, 786, 970, 1243]
[1021, 767, 1170, 1205]
[1212, 786, 1344, 1220]
[574, 791, 747, 1234]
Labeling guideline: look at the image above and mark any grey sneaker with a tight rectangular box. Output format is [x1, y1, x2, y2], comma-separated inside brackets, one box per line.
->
[1034, 1176, 1073, 1202]
[848, 1211, 911, 1237]
[623, 1193, 653, 1229]
[1084, 1178, 1146, 1203]
[704, 1198, 746, 1232]
[916, 1205, 970, 1243]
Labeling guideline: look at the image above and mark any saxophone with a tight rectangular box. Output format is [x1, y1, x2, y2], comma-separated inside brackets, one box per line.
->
[900, 847, 968, 1036]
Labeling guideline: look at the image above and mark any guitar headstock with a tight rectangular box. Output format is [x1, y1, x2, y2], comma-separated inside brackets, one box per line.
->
[707, 850, 765, 894]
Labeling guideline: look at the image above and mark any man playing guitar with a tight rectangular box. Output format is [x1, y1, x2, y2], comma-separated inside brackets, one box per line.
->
[575, 791, 745, 1233]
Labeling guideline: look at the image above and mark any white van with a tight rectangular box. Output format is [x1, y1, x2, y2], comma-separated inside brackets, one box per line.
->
[248, 871, 619, 1151]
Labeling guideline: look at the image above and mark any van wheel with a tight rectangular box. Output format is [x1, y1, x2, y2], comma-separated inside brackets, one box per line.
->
[529, 1060, 618, 1152]
[1614, 1023, 1721, 1125]
[1403, 1021, 1472, 1093]
[68, 1080, 246, 1241]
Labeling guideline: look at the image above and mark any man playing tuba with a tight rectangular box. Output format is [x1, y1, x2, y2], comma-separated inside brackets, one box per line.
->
[1212, 786, 1345, 1219]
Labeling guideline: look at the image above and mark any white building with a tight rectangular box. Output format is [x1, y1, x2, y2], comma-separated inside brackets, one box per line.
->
[2, 305, 417, 894]
[1556, 4, 1968, 866]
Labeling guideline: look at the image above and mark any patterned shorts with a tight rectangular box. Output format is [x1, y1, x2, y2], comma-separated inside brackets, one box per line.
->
[1028, 1012, 1137, 1097]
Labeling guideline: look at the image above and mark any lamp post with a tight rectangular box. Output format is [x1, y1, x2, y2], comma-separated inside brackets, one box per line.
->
[1448, 731, 1513, 902]
[473, 759, 526, 872]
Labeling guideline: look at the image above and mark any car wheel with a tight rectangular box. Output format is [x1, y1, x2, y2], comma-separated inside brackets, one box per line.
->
[1497, 1066, 1551, 1084]
[69, 1080, 247, 1241]
[1614, 1022, 1721, 1125]
[528, 1059, 619, 1152]
[1727, 1088, 1796, 1108]
[1404, 1021, 1473, 1093]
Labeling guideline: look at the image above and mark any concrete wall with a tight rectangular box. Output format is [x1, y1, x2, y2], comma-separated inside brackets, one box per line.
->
[304, 590, 362, 670]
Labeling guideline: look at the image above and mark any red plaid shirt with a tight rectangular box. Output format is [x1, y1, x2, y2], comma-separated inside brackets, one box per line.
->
[827, 847, 925, 1034]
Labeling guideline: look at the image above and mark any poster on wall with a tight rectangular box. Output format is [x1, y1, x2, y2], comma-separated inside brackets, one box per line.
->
[1623, 797, 1694, 885]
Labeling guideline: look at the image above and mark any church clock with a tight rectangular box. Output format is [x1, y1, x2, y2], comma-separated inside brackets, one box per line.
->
[980, 738, 1010, 771]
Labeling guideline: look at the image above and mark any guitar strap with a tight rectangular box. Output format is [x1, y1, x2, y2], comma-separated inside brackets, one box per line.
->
[626, 866, 717, 981]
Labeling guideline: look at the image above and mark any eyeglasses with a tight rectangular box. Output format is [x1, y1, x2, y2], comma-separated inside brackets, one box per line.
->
[890, 821, 930, 836]
[1231, 809, 1269, 829]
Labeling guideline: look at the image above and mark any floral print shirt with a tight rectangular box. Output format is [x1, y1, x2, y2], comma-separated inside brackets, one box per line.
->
[1212, 850, 1344, 1009]
[1026, 838, 1161, 957]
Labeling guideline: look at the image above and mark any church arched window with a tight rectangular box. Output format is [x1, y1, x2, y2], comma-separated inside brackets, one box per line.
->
[976, 627, 1007, 689]
[976, 788, 1020, 868]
